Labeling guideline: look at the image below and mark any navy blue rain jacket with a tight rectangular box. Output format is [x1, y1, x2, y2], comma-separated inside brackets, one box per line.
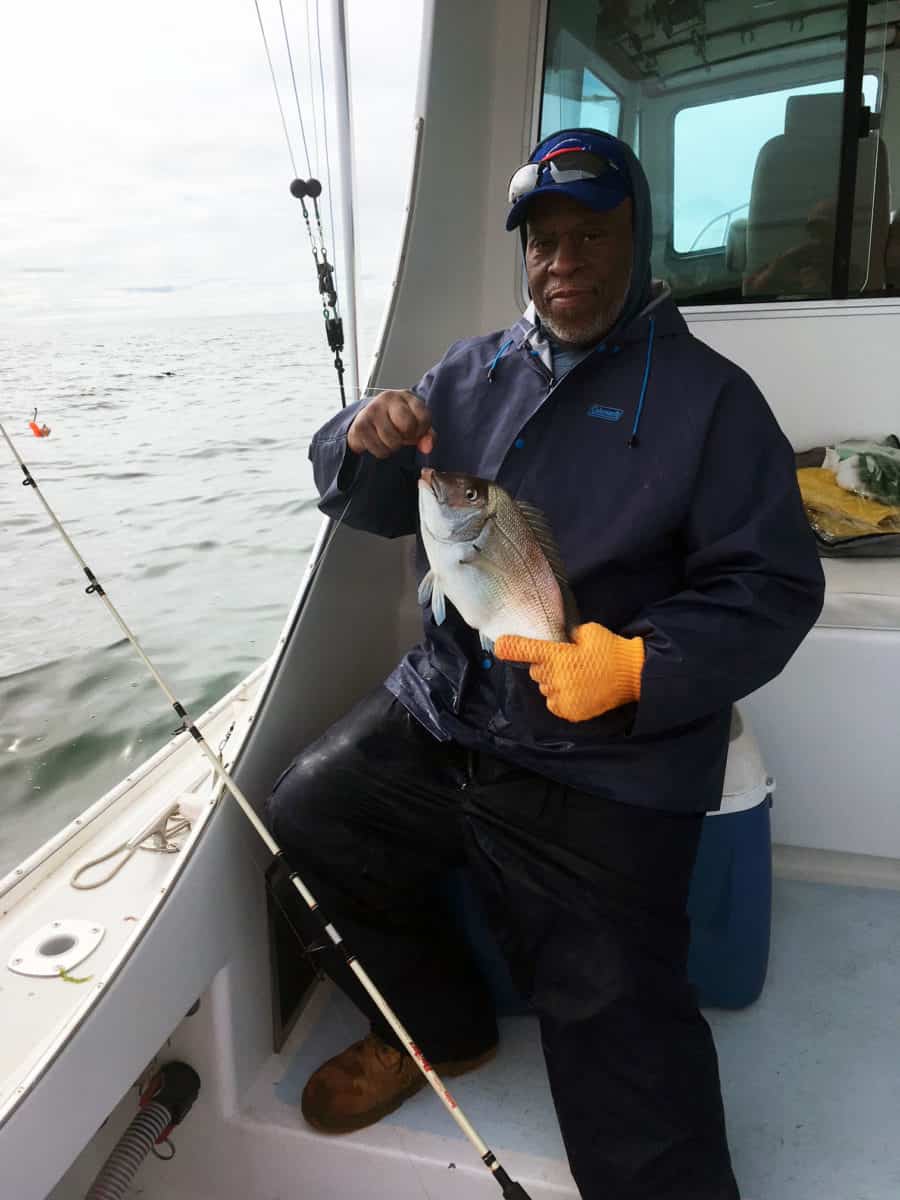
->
[308, 295, 825, 814]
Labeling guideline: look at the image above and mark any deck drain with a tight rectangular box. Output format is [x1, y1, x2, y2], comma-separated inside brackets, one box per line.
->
[8, 920, 105, 978]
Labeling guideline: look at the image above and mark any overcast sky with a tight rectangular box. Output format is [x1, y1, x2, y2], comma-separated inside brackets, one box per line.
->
[1, 0, 423, 324]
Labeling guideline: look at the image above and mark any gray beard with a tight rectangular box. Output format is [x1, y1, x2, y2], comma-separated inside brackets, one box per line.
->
[535, 284, 629, 348]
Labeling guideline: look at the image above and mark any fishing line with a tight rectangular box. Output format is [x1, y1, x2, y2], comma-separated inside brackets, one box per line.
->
[859, 11, 889, 295]
[0, 422, 531, 1200]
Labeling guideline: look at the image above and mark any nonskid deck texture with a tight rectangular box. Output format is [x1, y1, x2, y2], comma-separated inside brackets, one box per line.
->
[269, 877, 900, 1200]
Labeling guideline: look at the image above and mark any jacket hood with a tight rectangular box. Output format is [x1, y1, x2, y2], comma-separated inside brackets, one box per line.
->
[509, 281, 674, 370]
[514, 128, 654, 345]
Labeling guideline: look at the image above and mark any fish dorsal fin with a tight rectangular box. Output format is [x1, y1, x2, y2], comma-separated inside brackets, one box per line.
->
[515, 501, 565, 576]
[515, 499, 580, 635]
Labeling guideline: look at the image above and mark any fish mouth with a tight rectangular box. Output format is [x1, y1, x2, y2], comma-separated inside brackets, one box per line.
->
[419, 467, 446, 504]
[419, 468, 474, 545]
[418, 467, 444, 543]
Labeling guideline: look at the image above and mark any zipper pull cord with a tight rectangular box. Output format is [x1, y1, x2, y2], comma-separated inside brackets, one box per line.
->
[627, 315, 656, 448]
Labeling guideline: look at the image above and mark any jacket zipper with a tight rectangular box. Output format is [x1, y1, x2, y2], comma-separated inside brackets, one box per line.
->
[519, 340, 607, 401]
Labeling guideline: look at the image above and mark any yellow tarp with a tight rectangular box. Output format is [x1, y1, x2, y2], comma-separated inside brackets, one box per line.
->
[798, 467, 900, 539]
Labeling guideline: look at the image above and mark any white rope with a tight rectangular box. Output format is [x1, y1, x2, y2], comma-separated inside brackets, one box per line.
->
[71, 808, 191, 891]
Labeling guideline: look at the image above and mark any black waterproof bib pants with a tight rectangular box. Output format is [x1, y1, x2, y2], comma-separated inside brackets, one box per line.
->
[264, 687, 740, 1200]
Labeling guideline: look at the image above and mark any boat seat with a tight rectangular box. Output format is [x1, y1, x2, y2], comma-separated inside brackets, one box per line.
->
[818, 557, 900, 631]
[743, 91, 889, 296]
[724, 217, 748, 274]
[745, 552, 900, 860]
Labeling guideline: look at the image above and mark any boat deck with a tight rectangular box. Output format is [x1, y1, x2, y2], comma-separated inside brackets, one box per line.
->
[267, 875, 900, 1200]
[74, 873, 900, 1200]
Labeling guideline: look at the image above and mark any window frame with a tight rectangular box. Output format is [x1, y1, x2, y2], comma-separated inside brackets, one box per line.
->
[536, 17, 635, 144]
[533, 0, 890, 309]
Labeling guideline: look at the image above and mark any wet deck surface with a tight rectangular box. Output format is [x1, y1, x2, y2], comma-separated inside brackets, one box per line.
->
[277, 877, 900, 1199]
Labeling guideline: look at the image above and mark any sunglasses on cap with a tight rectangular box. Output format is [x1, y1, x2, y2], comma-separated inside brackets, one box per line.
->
[507, 149, 622, 205]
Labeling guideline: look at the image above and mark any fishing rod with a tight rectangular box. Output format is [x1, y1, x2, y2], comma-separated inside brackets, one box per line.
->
[0, 419, 533, 1200]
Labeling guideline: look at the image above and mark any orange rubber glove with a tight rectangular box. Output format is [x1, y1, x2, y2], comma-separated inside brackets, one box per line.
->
[494, 623, 645, 723]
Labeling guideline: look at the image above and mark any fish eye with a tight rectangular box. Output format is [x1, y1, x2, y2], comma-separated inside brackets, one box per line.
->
[464, 486, 479, 502]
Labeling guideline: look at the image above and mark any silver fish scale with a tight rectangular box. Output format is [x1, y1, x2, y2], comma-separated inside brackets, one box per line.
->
[464, 487, 567, 643]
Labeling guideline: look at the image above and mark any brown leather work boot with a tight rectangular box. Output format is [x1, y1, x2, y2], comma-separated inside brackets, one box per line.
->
[300, 1032, 498, 1134]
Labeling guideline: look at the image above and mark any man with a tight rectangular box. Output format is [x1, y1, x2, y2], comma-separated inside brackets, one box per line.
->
[264, 128, 825, 1199]
[744, 197, 836, 297]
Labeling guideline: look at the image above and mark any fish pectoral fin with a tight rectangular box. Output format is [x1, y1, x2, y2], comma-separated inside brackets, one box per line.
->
[431, 580, 447, 625]
[417, 569, 435, 607]
[457, 521, 493, 564]
[479, 631, 495, 652]
[418, 570, 447, 624]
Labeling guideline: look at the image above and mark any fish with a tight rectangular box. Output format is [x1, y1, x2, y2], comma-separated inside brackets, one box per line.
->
[416, 468, 578, 651]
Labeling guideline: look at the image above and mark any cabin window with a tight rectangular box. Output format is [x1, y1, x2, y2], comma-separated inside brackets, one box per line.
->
[673, 76, 880, 255]
[540, 62, 622, 138]
[540, 0, 895, 306]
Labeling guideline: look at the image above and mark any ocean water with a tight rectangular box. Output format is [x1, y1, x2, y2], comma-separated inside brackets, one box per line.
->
[0, 309, 380, 876]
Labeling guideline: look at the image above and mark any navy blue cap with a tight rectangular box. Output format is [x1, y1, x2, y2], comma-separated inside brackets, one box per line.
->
[506, 129, 632, 231]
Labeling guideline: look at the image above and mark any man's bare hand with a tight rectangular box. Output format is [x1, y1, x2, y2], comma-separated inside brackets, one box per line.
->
[347, 390, 435, 459]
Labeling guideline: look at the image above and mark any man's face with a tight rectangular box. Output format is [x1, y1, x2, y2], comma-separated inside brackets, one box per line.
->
[524, 193, 633, 347]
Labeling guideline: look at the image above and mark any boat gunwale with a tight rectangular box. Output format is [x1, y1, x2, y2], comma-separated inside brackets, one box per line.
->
[0, 661, 269, 906]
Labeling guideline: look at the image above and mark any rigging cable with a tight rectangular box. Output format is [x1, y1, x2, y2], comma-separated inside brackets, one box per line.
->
[0, 420, 532, 1200]
[277, 0, 313, 175]
[314, 0, 338, 264]
[252, 0, 299, 177]
[253, 0, 347, 405]
[304, 0, 321, 184]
